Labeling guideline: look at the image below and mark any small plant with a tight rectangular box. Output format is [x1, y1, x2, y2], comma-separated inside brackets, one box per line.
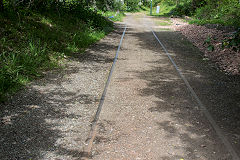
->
[222, 28, 240, 52]
[0, 39, 52, 101]
[203, 36, 215, 51]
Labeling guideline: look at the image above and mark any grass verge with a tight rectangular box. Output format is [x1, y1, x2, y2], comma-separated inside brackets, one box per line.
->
[155, 20, 171, 26]
[0, 8, 118, 102]
[141, 4, 175, 17]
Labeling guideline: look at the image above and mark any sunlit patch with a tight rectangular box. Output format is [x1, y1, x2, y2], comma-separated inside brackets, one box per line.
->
[41, 17, 54, 28]
[67, 43, 79, 53]
[1, 114, 18, 125]
[155, 20, 171, 26]
[27, 105, 41, 109]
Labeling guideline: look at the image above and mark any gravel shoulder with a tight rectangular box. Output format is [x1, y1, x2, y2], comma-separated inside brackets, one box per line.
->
[0, 24, 124, 160]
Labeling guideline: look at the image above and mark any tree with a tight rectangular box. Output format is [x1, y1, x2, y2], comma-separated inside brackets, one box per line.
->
[192, 0, 206, 10]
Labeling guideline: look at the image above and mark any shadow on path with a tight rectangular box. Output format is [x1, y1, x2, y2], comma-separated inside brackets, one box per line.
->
[0, 25, 125, 159]
[126, 27, 240, 159]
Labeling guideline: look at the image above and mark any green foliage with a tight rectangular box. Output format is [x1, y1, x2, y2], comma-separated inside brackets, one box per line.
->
[156, 20, 171, 26]
[0, 39, 52, 101]
[1, 0, 125, 12]
[146, 0, 240, 27]
[194, 0, 240, 26]
[0, 3, 115, 102]
[143, 0, 163, 7]
[222, 28, 240, 51]
[203, 36, 215, 51]
[95, 0, 125, 11]
[125, 0, 139, 12]
[194, 4, 212, 19]
[143, 1, 176, 16]
[158, 0, 176, 6]
[171, 1, 194, 16]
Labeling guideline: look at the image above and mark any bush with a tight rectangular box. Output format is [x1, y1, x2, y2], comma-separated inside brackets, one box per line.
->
[95, 0, 125, 11]
[195, 4, 213, 19]
[125, 0, 139, 11]
[194, 0, 240, 26]
[222, 28, 240, 51]
[171, 2, 194, 16]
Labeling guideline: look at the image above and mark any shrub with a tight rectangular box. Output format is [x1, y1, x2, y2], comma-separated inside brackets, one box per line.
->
[171, 1, 194, 16]
[195, 4, 213, 19]
[222, 28, 240, 52]
[194, 0, 240, 26]
[125, 0, 139, 11]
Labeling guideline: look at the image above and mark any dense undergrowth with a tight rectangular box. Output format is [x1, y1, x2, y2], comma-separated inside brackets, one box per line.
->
[141, 0, 240, 53]
[143, 0, 240, 27]
[141, 0, 240, 74]
[190, 1, 240, 27]
[0, 3, 124, 102]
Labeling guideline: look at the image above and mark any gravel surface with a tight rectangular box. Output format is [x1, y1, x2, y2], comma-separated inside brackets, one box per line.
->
[0, 24, 124, 160]
[1, 13, 239, 160]
[153, 15, 240, 158]
[172, 19, 240, 75]
[89, 13, 238, 159]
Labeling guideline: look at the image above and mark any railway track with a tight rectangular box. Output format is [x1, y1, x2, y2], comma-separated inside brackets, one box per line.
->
[83, 14, 240, 159]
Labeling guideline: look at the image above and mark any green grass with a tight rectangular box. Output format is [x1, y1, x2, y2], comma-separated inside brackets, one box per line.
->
[0, 9, 115, 102]
[142, 1, 240, 27]
[155, 20, 171, 26]
[142, 4, 176, 17]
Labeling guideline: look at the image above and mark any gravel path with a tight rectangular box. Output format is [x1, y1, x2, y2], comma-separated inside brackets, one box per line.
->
[1, 13, 240, 160]
[0, 24, 124, 160]
[89, 13, 239, 159]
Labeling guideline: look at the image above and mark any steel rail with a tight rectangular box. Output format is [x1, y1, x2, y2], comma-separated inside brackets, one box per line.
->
[151, 29, 240, 160]
[83, 25, 127, 159]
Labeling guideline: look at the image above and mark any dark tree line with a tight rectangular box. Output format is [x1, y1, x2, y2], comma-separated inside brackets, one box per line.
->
[0, 0, 122, 12]
[0, 0, 3, 11]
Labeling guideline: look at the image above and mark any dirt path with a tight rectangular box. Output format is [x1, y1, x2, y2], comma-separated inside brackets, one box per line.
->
[1, 13, 240, 160]
[89, 13, 240, 159]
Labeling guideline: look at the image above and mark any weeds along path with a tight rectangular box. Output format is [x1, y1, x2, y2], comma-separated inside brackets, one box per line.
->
[89, 13, 240, 159]
[0, 24, 125, 160]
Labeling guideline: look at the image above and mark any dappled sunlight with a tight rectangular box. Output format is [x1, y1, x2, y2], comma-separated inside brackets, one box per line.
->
[0, 63, 98, 159]
[119, 24, 233, 158]
[0, 25, 124, 159]
[0, 6, 114, 102]
[40, 17, 55, 28]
